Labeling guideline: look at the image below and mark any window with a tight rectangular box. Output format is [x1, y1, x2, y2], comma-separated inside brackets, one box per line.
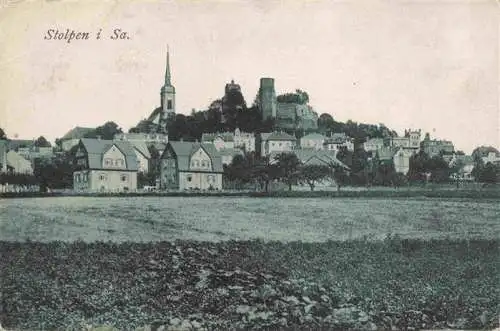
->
[201, 160, 206, 168]
[99, 174, 107, 181]
[187, 175, 192, 182]
[167, 99, 173, 110]
[120, 174, 128, 182]
[104, 158, 112, 166]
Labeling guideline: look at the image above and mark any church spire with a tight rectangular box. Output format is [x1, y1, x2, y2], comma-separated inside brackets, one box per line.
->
[165, 45, 171, 86]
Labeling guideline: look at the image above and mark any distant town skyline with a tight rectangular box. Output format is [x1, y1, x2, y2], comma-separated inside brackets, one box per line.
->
[0, 0, 498, 153]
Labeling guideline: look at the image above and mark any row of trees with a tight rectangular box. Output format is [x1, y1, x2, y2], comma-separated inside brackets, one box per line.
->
[224, 152, 349, 192]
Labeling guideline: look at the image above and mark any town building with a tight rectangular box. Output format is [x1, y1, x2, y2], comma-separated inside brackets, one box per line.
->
[126, 141, 151, 173]
[300, 133, 325, 150]
[388, 129, 421, 151]
[73, 138, 138, 192]
[233, 128, 256, 153]
[376, 147, 412, 175]
[159, 141, 223, 191]
[421, 134, 454, 157]
[363, 138, 385, 154]
[324, 133, 354, 152]
[260, 131, 297, 157]
[201, 132, 244, 166]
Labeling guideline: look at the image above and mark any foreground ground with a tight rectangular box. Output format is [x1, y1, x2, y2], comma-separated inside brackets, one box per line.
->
[1, 238, 499, 330]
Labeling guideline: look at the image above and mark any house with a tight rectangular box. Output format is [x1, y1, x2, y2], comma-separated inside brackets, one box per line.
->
[159, 141, 223, 191]
[323, 133, 354, 152]
[73, 138, 138, 192]
[421, 135, 454, 157]
[481, 152, 500, 166]
[60, 126, 94, 152]
[233, 128, 256, 153]
[260, 131, 296, 157]
[6, 150, 34, 174]
[202, 131, 247, 166]
[364, 138, 385, 153]
[300, 133, 325, 150]
[376, 147, 412, 174]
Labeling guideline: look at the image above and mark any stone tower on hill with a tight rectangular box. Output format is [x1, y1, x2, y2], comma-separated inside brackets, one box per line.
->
[258, 77, 318, 131]
[258, 78, 277, 120]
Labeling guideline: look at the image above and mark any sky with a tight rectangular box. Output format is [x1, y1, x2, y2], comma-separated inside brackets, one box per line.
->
[0, 0, 498, 153]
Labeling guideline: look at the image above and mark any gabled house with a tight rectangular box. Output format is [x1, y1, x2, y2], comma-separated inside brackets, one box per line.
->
[364, 138, 385, 154]
[300, 133, 325, 150]
[160, 141, 224, 191]
[73, 138, 138, 192]
[260, 131, 296, 157]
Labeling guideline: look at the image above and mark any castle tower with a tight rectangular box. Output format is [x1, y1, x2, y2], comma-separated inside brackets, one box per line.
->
[259, 78, 277, 120]
[159, 46, 176, 133]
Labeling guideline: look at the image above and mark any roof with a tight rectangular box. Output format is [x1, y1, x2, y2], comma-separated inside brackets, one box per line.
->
[201, 132, 235, 142]
[6, 150, 32, 171]
[79, 138, 138, 171]
[7, 139, 35, 150]
[127, 141, 151, 159]
[163, 141, 224, 173]
[269, 150, 349, 169]
[61, 126, 94, 140]
[301, 133, 325, 140]
[261, 131, 297, 141]
[147, 107, 163, 121]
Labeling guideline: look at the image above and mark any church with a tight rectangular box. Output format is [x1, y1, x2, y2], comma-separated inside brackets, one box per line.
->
[133, 48, 176, 134]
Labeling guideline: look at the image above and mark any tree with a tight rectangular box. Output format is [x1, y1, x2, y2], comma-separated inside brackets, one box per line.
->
[84, 121, 123, 140]
[300, 164, 332, 191]
[34, 136, 51, 148]
[274, 152, 301, 191]
[0, 127, 7, 140]
[318, 113, 335, 133]
[476, 162, 500, 184]
[332, 165, 350, 192]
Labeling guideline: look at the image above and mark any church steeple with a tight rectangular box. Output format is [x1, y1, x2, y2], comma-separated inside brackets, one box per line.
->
[159, 46, 176, 134]
[165, 45, 172, 86]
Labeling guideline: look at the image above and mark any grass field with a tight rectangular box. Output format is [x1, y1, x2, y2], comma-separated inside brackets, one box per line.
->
[1, 196, 499, 242]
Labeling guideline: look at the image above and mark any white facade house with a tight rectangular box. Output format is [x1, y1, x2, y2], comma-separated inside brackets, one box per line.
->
[260, 131, 296, 157]
[392, 147, 413, 175]
[73, 138, 138, 192]
[233, 128, 256, 153]
[323, 133, 354, 152]
[364, 138, 385, 153]
[160, 141, 223, 191]
[300, 133, 325, 150]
